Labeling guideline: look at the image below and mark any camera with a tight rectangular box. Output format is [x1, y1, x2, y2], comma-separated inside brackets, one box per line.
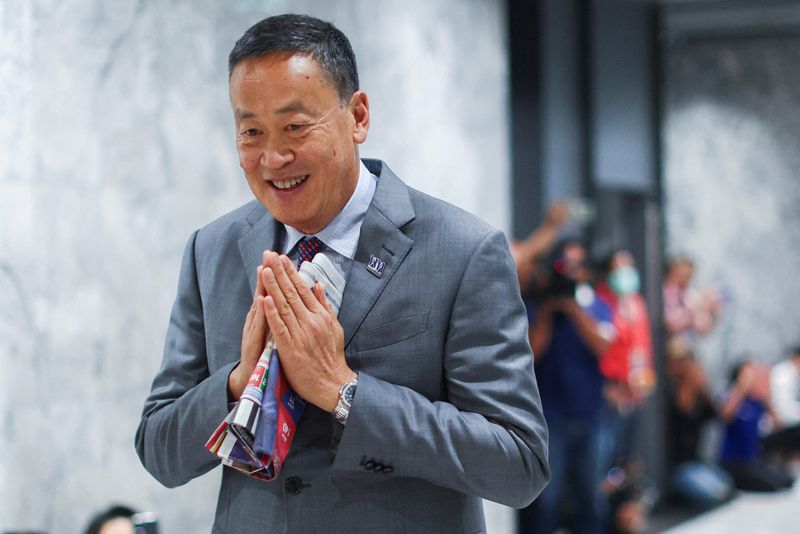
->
[547, 268, 577, 298]
[540, 257, 577, 299]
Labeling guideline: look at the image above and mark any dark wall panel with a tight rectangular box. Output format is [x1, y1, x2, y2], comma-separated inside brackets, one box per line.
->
[590, 0, 657, 192]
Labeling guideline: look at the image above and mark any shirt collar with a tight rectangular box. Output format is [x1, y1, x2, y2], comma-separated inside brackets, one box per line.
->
[283, 160, 377, 259]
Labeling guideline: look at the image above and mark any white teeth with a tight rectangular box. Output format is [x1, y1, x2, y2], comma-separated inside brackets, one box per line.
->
[273, 175, 308, 190]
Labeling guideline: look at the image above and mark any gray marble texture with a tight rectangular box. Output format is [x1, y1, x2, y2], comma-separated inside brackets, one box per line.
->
[0, 1, 512, 532]
[663, 37, 800, 391]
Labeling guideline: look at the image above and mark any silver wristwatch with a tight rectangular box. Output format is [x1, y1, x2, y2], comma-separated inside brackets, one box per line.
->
[332, 374, 358, 425]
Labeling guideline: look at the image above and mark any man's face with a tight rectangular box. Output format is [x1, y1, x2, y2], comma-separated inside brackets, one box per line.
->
[229, 53, 369, 234]
[562, 243, 589, 282]
[671, 260, 694, 290]
[611, 250, 634, 271]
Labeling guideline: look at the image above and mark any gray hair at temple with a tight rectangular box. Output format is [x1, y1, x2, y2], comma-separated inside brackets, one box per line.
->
[228, 14, 360, 105]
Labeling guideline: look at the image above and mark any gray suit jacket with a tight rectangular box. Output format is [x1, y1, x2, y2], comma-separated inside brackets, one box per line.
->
[136, 159, 549, 534]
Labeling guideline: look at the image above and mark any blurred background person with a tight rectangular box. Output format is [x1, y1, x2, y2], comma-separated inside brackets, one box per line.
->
[663, 255, 724, 350]
[594, 249, 656, 531]
[84, 505, 135, 534]
[665, 342, 735, 509]
[595, 249, 656, 465]
[763, 345, 800, 460]
[769, 346, 800, 427]
[764, 345, 800, 454]
[519, 240, 615, 534]
[718, 360, 794, 492]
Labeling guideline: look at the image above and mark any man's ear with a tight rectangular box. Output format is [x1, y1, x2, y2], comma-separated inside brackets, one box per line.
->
[350, 91, 370, 144]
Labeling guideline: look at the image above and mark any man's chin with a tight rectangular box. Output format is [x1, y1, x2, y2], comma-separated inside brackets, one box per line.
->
[266, 207, 318, 234]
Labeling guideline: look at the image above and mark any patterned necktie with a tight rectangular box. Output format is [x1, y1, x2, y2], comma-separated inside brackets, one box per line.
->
[296, 236, 324, 268]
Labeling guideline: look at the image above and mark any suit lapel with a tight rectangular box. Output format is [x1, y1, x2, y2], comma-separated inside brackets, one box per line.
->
[234, 161, 415, 344]
[339, 160, 416, 348]
[238, 204, 283, 295]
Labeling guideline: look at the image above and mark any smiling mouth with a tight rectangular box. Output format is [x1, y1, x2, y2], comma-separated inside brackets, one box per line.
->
[272, 175, 309, 191]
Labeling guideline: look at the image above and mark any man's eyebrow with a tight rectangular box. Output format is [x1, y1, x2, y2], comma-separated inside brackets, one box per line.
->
[235, 109, 256, 121]
[234, 102, 312, 121]
[275, 101, 311, 115]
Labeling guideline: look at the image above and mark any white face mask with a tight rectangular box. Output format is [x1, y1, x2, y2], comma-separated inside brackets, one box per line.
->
[609, 266, 640, 296]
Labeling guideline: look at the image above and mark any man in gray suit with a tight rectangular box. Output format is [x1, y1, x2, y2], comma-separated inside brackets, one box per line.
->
[136, 14, 549, 534]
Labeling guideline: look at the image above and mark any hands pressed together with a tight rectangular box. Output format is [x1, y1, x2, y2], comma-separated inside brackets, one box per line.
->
[228, 251, 355, 412]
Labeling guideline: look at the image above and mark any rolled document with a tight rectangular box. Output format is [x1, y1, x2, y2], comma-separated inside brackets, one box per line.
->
[205, 253, 346, 480]
[229, 253, 345, 443]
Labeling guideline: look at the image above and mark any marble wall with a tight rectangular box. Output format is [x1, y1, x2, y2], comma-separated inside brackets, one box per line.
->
[0, 1, 511, 532]
[663, 36, 800, 390]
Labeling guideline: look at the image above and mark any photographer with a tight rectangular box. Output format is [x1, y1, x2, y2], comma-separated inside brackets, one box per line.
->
[519, 240, 615, 534]
[718, 361, 794, 492]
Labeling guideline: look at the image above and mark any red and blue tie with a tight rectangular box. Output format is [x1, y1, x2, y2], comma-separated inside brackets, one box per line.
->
[296, 236, 324, 268]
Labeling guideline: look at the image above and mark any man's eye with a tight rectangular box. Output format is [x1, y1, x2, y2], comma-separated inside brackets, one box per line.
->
[285, 124, 303, 132]
[243, 128, 261, 137]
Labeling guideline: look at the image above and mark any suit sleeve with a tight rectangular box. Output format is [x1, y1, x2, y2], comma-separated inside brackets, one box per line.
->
[331, 229, 550, 508]
[135, 230, 236, 487]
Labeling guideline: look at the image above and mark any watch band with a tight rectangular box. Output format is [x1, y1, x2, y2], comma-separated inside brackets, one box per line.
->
[332, 374, 358, 425]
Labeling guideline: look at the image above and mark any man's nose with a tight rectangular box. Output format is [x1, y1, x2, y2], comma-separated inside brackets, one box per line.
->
[261, 143, 294, 169]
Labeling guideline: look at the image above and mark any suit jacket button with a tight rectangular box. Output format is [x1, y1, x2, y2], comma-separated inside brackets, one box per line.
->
[285, 476, 303, 494]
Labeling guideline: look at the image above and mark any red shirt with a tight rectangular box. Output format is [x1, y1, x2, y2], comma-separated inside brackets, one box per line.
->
[596, 283, 655, 403]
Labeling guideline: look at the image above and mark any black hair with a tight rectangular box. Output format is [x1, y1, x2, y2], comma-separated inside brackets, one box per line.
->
[228, 14, 359, 104]
[85, 504, 136, 534]
[729, 358, 753, 384]
[597, 248, 629, 276]
[549, 239, 587, 266]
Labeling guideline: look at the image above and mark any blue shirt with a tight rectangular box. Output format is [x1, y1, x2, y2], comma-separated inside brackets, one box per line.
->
[720, 395, 764, 463]
[527, 292, 612, 419]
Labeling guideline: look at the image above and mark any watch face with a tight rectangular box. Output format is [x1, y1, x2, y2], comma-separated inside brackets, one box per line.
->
[342, 383, 356, 404]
